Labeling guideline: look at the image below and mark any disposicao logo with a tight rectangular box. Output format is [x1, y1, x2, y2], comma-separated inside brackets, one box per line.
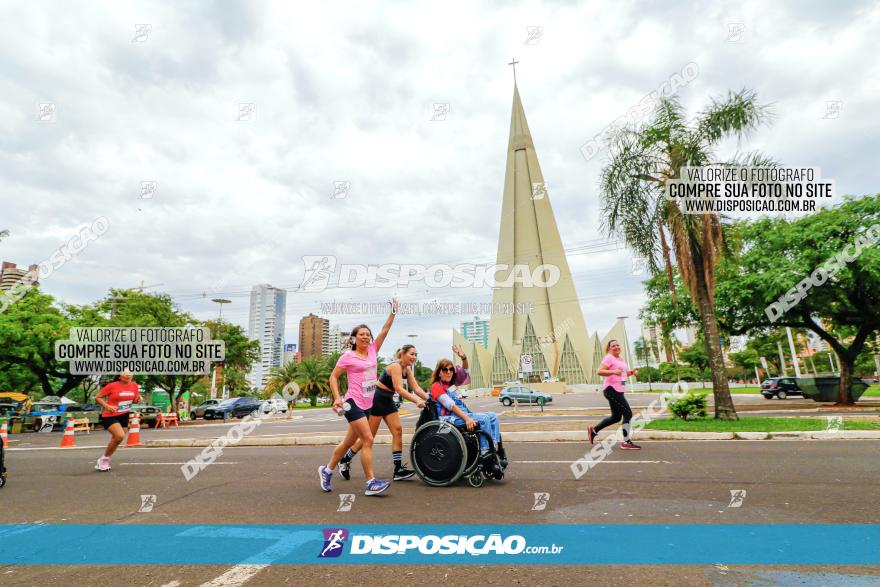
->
[318, 528, 348, 558]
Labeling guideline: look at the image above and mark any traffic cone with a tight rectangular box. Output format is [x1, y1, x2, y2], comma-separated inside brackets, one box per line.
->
[126, 414, 142, 447]
[0, 421, 8, 448]
[59, 419, 76, 448]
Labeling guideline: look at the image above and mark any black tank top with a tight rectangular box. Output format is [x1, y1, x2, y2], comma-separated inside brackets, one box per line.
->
[378, 364, 409, 393]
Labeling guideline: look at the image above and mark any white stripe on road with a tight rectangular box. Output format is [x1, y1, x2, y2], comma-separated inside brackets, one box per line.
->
[200, 564, 267, 587]
[7, 445, 106, 451]
[514, 460, 672, 464]
[119, 462, 240, 466]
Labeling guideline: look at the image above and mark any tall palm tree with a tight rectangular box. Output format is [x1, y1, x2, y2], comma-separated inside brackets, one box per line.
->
[293, 357, 332, 406]
[266, 361, 299, 399]
[600, 89, 773, 420]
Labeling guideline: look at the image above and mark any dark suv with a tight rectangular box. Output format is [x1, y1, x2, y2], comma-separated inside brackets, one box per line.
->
[204, 397, 261, 419]
[761, 377, 805, 400]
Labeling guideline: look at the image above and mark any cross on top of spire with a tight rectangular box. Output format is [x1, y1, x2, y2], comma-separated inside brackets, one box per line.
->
[508, 57, 519, 85]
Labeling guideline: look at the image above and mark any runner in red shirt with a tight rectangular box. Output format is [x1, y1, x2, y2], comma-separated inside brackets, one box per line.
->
[94, 369, 141, 471]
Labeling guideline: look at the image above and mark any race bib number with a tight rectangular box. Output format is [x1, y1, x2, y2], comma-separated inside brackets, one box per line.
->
[362, 379, 377, 398]
[116, 400, 133, 413]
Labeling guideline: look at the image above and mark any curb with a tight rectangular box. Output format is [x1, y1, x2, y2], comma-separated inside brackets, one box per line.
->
[142, 429, 880, 447]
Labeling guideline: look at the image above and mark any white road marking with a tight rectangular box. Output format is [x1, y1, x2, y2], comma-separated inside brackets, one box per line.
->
[118, 462, 240, 466]
[7, 446, 106, 451]
[514, 460, 672, 464]
[161, 581, 181, 587]
[199, 564, 267, 587]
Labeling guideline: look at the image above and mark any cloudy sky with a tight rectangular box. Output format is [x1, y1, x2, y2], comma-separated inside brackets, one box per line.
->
[2, 0, 878, 365]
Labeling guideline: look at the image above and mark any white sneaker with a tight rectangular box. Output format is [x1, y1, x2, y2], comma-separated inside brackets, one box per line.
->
[95, 456, 111, 471]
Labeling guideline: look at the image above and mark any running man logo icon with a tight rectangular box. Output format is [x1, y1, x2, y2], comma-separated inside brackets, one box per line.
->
[430, 103, 450, 122]
[825, 416, 843, 433]
[531, 492, 550, 511]
[727, 23, 745, 42]
[822, 100, 843, 120]
[300, 255, 337, 292]
[524, 26, 543, 45]
[337, 494, 355, 512]
[138, 494, 157, 513]
[318, 528, 349, 558]
[727, 489, 747, 508]
[132, 24, 152, 42]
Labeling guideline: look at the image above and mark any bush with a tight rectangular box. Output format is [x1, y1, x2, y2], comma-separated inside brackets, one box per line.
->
[668, 392, 708, 420]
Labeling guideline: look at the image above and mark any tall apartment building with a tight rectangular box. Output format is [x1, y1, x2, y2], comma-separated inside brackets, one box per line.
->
[326, 325, 351, 355]
[640, 322, 667, 364]
[299, 313, 330, 358]
[282, 343, 297, 366]
[0, 261, 40, 291]
[460, 316, 489, 349]
[247, 284, 287, 389]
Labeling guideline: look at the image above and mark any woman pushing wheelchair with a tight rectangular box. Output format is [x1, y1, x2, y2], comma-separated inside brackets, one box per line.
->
[413, 347, 507, 485]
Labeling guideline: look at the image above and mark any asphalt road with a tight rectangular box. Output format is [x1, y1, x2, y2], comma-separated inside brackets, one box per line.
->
[2, 440, 878, 585]
[11, 391, 872, 449]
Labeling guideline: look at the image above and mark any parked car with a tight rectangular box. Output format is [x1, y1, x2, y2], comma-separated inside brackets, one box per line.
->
[190, 399, 222, 420]
[131, 404, 162, 428]
[499, 385, 553, 406]
[204, 397, 261, 420]
[260, 398, 289, 414]
[760, 377, 805, 400]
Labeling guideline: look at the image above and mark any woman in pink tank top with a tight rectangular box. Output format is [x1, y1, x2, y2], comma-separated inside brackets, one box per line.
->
[588, 339, 641, 450]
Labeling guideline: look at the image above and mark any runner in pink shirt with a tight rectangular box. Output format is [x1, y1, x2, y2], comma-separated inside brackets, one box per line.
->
[589, 339, 641, 450]
[319, 300, 398, 496]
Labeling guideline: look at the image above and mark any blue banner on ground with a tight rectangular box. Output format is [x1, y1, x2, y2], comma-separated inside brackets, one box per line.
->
[1, 524, 877, 565]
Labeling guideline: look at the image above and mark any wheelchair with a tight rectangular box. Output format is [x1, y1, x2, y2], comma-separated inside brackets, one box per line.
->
[410, 399, 508, 488]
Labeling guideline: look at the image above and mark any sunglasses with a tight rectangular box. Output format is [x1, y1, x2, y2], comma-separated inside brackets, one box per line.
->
[440, 366, 455, 372]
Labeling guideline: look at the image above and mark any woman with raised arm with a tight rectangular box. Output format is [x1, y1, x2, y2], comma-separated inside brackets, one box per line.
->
[318, 300, 397, 496]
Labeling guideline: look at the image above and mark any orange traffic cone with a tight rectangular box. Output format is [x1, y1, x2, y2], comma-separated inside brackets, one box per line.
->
[126, 414, 142, 447]
[0, 420, 8, 448]
[59, 419, 76, 448]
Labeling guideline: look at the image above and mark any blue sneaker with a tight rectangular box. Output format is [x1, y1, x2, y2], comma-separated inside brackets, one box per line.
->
[318, 465, 333, 492]
[365, 478, 390, 496]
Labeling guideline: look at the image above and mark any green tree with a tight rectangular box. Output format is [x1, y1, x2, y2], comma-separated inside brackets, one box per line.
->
[293, 357, 331, 406]
[715, 196, 880, 403]
[680, 342, 709, 374]
[0, 288, 86, 397]
[601, 90, 773, 419]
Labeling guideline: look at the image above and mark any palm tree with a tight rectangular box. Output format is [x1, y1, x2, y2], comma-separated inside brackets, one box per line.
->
[266, 361, 299, 399]
[600, 89, 773, 420]
[293, 357, 332, 406]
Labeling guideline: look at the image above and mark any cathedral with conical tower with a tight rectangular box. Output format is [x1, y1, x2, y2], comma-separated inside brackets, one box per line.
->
[452, 81, 634, 386]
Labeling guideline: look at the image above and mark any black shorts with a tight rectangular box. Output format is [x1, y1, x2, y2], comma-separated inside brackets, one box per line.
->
[370, 388, 398, 417]
[343, 398, 371, 423]
[99, 413, 130, 430]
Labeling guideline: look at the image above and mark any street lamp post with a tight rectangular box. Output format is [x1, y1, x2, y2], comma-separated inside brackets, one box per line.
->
[211, 298, 231, 321]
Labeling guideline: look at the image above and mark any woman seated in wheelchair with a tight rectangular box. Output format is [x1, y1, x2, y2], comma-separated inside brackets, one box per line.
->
[429, 358, 507, 470]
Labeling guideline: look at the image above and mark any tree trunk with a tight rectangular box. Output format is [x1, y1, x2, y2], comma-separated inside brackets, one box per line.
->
[692, 259, 737, 420]
[837, 353, 854, 405]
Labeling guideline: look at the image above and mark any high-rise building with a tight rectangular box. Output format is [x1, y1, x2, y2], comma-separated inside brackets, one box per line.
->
[452, 82, 628, 386]
[326, 325, 350, 355]
[299, 313, 330, 358]
[282, 343, 297, 366]
[460, 316, 490, 349]
[1, 261, 40, 291]
[640, 322, 668, 364]
[247, 284, 287, 389]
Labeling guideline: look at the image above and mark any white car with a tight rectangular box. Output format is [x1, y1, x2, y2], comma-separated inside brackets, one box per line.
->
[260, 398, 288, 414]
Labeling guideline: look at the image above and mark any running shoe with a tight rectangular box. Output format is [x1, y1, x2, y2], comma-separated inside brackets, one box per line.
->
[339, 459, 351, 480]
[620, 440, 642, 450]
[95, 456, 111, 472]
[392, 465, 416, 481]
[365, 478, 390, 496]
[318, 465, 333, 492]
[587, 425, 597, 444]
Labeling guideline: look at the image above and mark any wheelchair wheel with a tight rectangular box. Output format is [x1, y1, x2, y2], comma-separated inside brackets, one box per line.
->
[411, 420, 468, 487]
[467, 471, 484, 488]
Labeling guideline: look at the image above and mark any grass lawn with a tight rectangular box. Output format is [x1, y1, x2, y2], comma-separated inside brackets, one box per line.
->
[864, 385, 880, 397]
[645, 416, 880, 432]
[291, 402, 333, 410]
[631, 386, 762, 394]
